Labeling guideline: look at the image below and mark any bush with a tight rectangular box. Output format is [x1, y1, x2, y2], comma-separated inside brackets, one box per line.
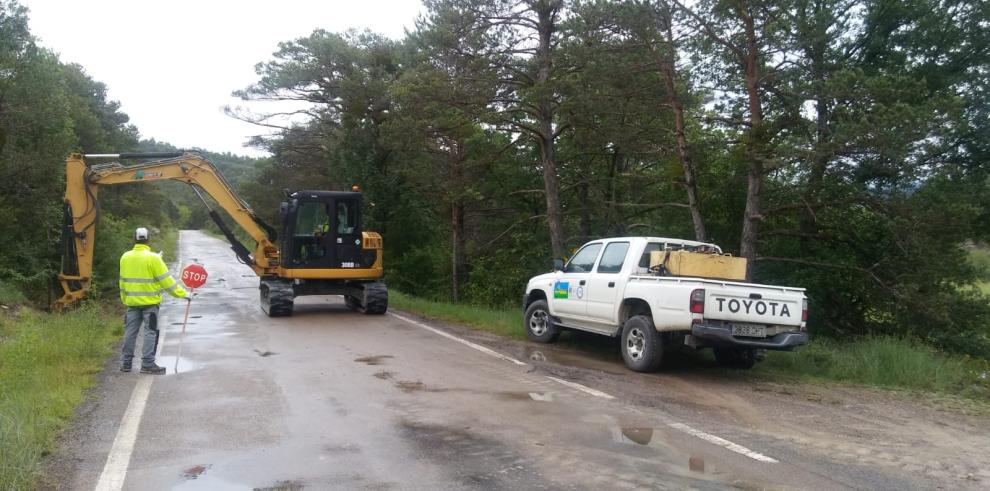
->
[970, 247, 990, 281]
[0, 280, 27, 306]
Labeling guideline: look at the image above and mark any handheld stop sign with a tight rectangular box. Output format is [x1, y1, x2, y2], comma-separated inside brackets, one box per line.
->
[181, 264, 208, 289]
[175, 263, 208, 374]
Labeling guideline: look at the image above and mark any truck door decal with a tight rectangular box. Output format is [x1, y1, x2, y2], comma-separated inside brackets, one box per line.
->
[554, 281, 569, 299]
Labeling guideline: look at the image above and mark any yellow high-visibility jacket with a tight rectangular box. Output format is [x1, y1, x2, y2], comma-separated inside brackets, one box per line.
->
[119, 244, 187, 307]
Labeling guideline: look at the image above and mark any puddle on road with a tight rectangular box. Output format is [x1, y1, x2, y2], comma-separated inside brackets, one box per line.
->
[155, 356, 200, 375]
[181, 464, 211, 480]
[187, 332, 237, 340]
[254, 479, 305, 491]
[520, 346, 626, 375]
[689, 455, 705, 473]
[498, 391, 554, 402]
[615, 427, 656, 446]
[354, 355, 393, 365]
[385, 376, 554, 402]
[397, 380, 426, 392]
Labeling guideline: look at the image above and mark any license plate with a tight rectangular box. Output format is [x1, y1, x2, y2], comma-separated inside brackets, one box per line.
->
[732, 323, 767, 338]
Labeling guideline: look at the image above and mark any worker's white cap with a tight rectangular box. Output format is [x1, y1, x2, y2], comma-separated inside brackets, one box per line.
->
[135, 227, 149, 240]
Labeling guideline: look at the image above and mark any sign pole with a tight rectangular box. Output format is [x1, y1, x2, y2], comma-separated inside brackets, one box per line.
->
[174, 287, 193, 374]
[175, 263, 207, 374]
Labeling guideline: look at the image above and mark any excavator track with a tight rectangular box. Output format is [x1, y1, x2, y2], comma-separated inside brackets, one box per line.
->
[261, 279, 294, 317]
[359, 281, 388, 315]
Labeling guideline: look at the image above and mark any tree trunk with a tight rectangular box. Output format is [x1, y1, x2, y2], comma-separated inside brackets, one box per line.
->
[535, 1, 565, 259]
[578, 181, 592, 242]
[654, 6, 707, 241]
[737, 2, 764, 281]
[451, 201, 465, 302]
[449, 144, 467, 302]
[799, 0, 830, 249]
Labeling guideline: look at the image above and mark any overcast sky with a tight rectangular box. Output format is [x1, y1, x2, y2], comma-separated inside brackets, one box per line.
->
[23, 0, 424, 157]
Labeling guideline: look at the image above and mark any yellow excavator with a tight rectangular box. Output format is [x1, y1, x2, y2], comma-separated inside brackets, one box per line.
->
[54, 152, 388, 316]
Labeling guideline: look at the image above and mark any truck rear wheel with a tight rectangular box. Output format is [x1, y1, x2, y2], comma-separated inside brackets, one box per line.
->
[524, 300, 560, 343]
[713, 347, 757, 369]
[621, 315, 663, 372]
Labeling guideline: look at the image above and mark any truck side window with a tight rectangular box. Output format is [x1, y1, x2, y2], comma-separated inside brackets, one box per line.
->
[597, 242, 630, 273]
[639, 243, 662, 268]
[564, 244, 602, 273]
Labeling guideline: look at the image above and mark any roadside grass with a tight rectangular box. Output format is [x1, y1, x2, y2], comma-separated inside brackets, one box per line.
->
[390, 291, 525, 340]
[391, 292, 990, 403]
[0, 305, 121, 489]
[756, 337, 990, 401]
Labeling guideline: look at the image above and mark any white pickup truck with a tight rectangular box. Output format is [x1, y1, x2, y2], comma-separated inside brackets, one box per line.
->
[522, 237, 808, 371]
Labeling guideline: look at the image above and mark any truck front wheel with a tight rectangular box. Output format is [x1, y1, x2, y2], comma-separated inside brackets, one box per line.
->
[621, 316, 663, 372]
[524, 300, 560, 343]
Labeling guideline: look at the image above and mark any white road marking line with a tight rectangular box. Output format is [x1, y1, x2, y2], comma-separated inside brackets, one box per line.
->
[388, 312, 527, 366]
[546, 376, 616, 399]
[667, 422, 779, 463]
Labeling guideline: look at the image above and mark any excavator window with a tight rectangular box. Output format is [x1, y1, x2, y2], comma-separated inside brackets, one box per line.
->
[292, 201, 327, 260]
[337, 202, 355, 234]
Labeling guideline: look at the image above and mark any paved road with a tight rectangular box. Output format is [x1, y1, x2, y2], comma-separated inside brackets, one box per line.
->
[47, 231, 990, 490]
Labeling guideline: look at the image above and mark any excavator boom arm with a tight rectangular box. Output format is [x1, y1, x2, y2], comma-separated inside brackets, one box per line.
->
[55, 152, 280, 310]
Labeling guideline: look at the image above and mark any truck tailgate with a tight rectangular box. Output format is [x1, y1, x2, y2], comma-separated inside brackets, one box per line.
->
[705, 286, 803, 326]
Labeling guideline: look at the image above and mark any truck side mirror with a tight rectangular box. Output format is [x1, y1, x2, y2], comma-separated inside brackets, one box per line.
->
[553, 258, 564, 271]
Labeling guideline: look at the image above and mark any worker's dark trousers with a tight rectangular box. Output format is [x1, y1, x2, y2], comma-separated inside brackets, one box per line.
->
[121, 304, 161, 367]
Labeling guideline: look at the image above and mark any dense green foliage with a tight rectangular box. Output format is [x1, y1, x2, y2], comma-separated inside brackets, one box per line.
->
[0, 306, 121, 489]
[233, 0, 990, 355]
[0, 1, 187, 303]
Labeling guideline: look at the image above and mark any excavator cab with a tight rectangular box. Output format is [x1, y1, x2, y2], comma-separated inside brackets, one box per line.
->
[280, 191, 369, 269]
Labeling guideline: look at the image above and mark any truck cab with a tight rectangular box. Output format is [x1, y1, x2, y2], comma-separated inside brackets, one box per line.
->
[523, 237, 808, 371]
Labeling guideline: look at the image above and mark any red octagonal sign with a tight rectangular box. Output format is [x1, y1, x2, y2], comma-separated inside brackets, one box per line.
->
[181, 264, 208, 289]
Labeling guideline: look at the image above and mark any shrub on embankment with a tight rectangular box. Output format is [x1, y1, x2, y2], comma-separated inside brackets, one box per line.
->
[0, 305, 120, 490]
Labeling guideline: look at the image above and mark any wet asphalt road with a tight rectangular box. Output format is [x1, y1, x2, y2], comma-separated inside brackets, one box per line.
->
[48, 231, 987, 490]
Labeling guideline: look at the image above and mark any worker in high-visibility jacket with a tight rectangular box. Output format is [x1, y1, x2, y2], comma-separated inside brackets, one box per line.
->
[118, 227, 188, 374]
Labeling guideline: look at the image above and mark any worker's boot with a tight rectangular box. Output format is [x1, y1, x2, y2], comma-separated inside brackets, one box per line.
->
[140, 364, 166, 375]
[120, 363, 132, 372]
